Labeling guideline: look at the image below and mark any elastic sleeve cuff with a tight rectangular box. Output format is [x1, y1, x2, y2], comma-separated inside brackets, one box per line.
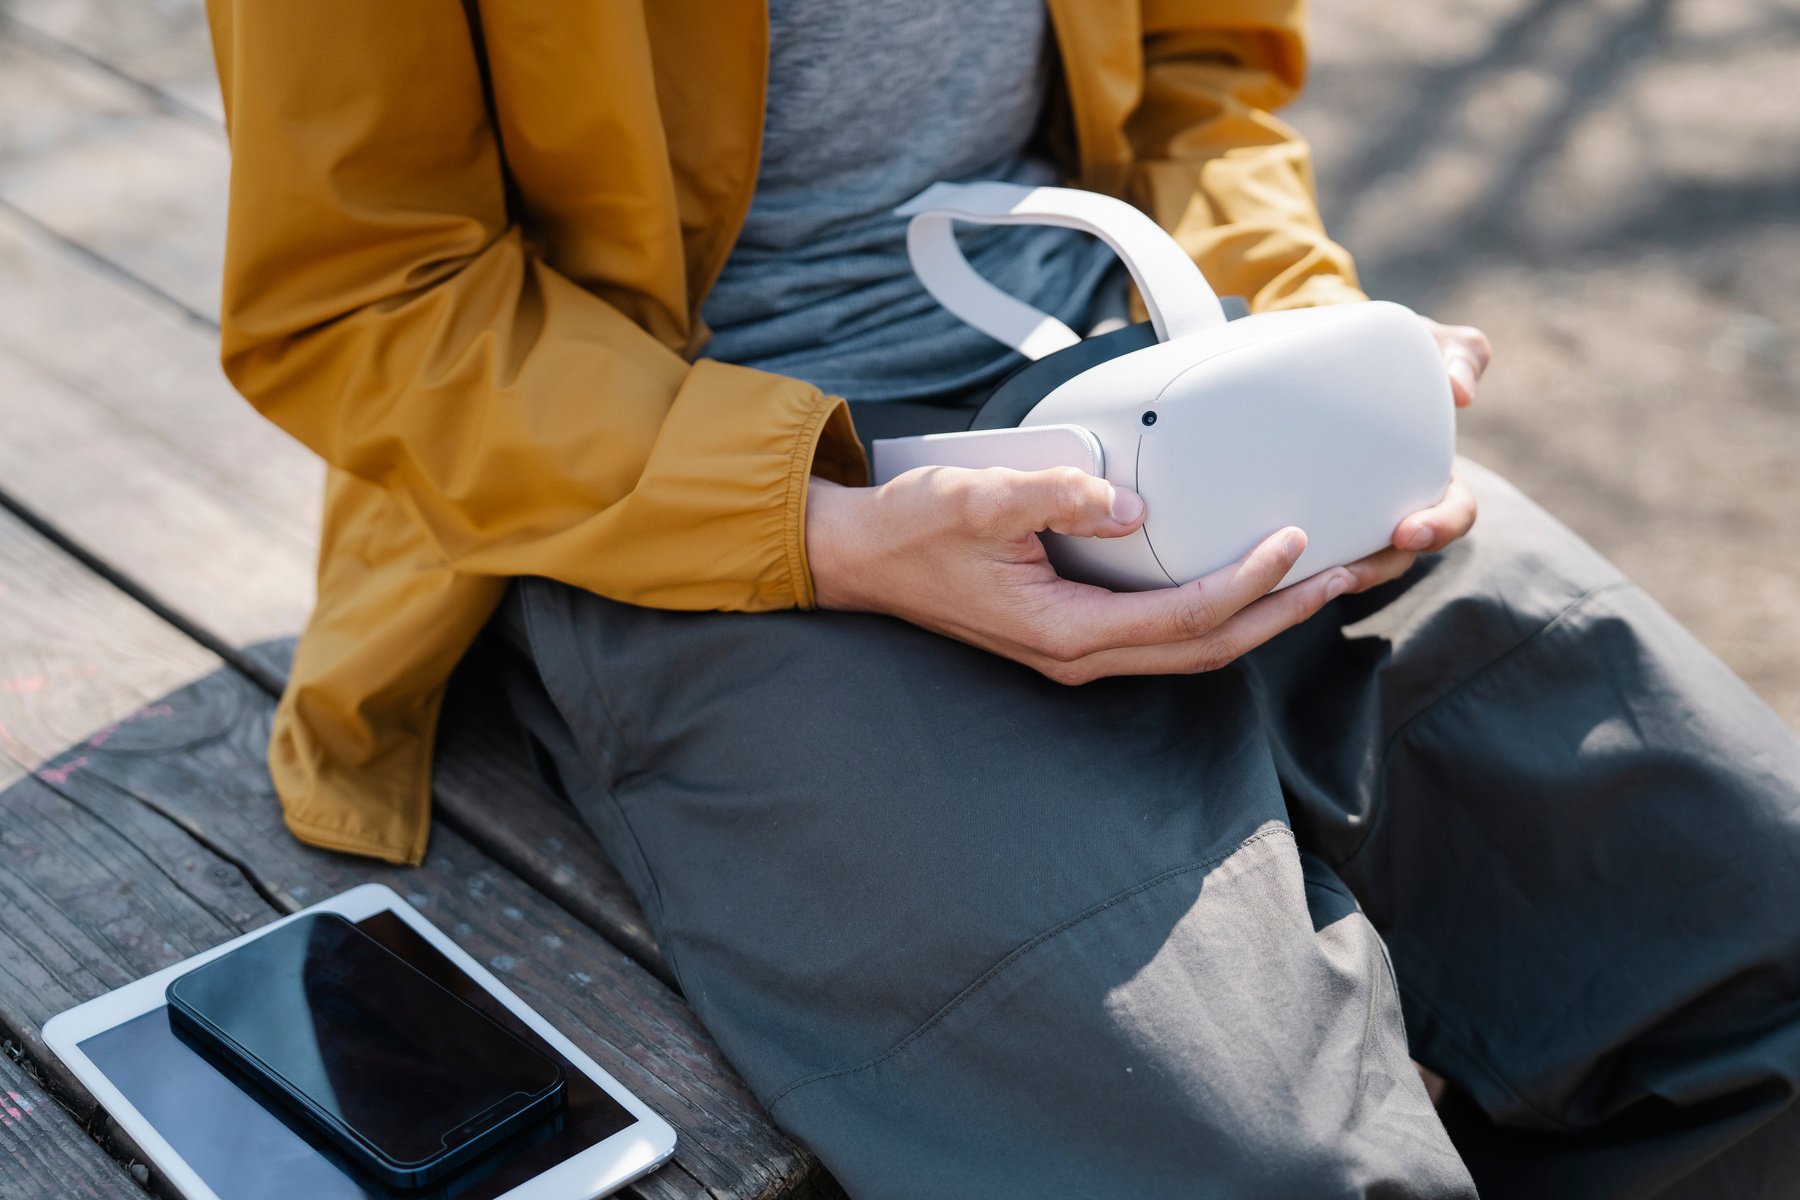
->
[528, 358, 867, 613]
[784, 395, 865, 610]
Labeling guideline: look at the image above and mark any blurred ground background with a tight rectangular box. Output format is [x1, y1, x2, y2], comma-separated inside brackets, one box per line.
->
[1290, 0, 1800, 725]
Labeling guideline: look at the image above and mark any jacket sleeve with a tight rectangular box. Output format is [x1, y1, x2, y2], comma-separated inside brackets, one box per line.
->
[204, 0, 866, 614]
[1128, 0, 1367, 311]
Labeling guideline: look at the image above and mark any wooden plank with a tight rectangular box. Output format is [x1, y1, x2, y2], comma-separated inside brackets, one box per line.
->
[0, 209, 317, 549]
[0, 342, 316, 658]
[0, 210, 320, 652]
[0, 498, 221, 788]
[0, 1053, 144, 1199]
[0, 510, 827, 1200]
[2, 0, 224, 125]
[0, 771, 265, 1200]
[0, 28, 225, 323]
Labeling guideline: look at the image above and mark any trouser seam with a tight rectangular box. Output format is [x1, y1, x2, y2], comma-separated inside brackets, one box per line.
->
[768, 824, 1297, 1112]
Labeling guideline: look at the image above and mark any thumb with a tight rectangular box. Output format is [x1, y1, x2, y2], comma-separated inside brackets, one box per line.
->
[986, 467, 1146, 540]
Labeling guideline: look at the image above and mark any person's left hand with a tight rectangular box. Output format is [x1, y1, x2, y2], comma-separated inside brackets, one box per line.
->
[1341, 318, 1491, 593]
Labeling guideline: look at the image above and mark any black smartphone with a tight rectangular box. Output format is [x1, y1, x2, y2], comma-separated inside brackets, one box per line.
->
[166, 913, 565, 1190]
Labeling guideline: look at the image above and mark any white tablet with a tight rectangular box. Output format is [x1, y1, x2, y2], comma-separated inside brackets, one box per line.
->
[43, 883, 677, 1200]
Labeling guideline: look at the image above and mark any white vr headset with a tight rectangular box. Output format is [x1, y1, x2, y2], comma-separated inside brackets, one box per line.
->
[871, 181, 1456, 591]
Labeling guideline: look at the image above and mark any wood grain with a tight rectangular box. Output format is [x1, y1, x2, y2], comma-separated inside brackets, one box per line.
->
[0, 209, 320, 653]
[2, 0, 224, 124]
[0, 491, 221, 786]
[0, 28, 224, 322]
[0, 1052, 145, 1199]
[0, 509, 826, 1199]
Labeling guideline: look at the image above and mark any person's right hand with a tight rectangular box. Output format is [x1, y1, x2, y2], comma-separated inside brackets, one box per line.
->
[806, 467, 1353, 684]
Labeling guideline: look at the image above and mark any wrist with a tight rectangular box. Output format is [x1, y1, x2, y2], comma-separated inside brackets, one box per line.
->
[804, 477, 869, 611]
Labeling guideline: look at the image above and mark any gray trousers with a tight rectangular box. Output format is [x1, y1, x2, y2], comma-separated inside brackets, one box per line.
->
[500, 460, 1800, 1199]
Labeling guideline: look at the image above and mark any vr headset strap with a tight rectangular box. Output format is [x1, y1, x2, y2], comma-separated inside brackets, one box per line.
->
[895, 181, 1229, 360]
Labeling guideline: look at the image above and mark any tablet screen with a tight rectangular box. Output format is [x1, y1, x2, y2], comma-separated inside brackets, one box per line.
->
[77, 911, 637, 1200]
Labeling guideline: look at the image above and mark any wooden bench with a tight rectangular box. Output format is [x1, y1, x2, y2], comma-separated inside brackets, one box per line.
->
[0, 3, 843, 1196]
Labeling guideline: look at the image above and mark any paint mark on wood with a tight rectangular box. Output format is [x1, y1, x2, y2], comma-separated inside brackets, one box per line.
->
[1, 1089, 35, 1127]
[37, 755, 88, 785]
[0, 664, 101, 697]
[85, 703, 177, 750]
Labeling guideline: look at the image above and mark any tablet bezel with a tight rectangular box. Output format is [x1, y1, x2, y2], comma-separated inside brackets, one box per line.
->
[42, 883, 677, 1200]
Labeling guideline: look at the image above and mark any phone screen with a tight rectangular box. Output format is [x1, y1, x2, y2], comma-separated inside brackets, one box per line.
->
[166, 913, 564, 1184]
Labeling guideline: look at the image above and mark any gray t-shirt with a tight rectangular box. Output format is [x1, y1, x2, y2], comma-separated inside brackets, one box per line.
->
[698, 0, 1122, 403]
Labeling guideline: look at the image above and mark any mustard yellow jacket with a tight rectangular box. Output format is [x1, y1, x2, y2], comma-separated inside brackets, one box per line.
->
[204, 0, 1364, 865]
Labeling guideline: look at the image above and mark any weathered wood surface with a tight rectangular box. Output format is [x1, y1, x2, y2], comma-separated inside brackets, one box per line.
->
[0, 1052, 144, 1199]
[0, 202, 320, 655]
[0, 509, 830, 1200]
[0, 7, 320, 657]
[0, 23, 224, 323]
[0, 474, 221, 785]
[1, 0, 225, 125]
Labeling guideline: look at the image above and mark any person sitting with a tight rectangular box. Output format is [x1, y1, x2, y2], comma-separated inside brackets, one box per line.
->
[201, 1, 1800, 1195]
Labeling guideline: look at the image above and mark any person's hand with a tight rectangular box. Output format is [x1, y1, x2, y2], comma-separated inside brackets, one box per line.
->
[1431, 320, 1492, 410]
[1342, 318, 1492, 593]
[807, 468, 1353, 684]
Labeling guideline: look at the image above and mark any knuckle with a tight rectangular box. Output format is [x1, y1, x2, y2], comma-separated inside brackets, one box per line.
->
[951, 476, 1005, 533]
[1194, 634, 1243, 673]
[1048, 467, 1095, 519]
[1179, 583, 1225, 638]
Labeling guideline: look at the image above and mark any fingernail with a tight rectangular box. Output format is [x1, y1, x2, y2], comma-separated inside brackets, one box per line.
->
[1448, 356, 1477, 396]
[1406, 526, 1434, 551]
[1325, 569, 1353, 599]
[1110, 485, 1144, 523]
[1282, 528, 1305, 560]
